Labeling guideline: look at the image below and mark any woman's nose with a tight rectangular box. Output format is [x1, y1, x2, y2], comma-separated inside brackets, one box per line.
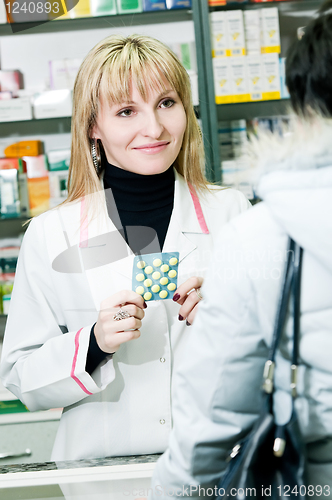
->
[142, 111, 164, 138]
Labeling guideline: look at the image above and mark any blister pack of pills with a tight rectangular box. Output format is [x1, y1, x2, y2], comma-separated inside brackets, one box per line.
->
[132, 252, 179, 301]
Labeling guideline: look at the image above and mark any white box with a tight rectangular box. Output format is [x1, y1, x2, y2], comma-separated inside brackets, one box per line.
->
[229, 57, 249, 103]
[210, 11, 229, 58]
[33, 90, 72, 119]
[261, 7, 281, 54]
[0, 0, 7, 24]
[226, 10, 246, 57]
[244, 10, 261, 55]
[261, 53, 281, 100]
[187, 70, 199, 106]
[49, 59, 83, 90]
[213, 58, 233, 104]
[0, 97, 32, 122]
[246, 55, 264, 101]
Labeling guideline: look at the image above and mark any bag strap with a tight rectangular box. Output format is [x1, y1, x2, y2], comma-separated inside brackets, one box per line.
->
[262, 237, 303, 397]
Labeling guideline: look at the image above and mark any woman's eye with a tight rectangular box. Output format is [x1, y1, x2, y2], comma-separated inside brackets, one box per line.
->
[160, 99, 175, 108]
[118, 108, 133, 117]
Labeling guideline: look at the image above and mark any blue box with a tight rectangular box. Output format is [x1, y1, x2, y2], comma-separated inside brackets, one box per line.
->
[143, 0, 166, 10]
[166, 0, 191, 9]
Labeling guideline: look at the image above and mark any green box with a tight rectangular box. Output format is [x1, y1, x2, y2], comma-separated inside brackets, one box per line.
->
[90, 0, 117, 16]
[116, 0, 143, 13]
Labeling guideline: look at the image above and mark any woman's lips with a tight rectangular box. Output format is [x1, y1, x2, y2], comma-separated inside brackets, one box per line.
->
[133, 142, 170, 154]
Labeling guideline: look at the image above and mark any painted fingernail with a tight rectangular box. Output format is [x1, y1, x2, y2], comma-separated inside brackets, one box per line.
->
[173, 293, 180, 302]
[178, 315, 184, 321]
[143, 302, 147, 309]
[186, 320, 191, 326]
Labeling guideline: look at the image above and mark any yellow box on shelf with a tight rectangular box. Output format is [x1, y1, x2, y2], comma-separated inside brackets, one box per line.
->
[226, 10, 246, 57]
[210, 11, 228, 58]
[213, 58, 233, 105]
[260, 7, 281, 55]
[261, 53, 281, 101]
[247, 55, 263, 102]
[229, 57, 249, 103]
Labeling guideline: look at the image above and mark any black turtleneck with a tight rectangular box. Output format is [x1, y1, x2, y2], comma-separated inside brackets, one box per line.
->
[85, 158, 175, 375]
[103, 160, 175, 253]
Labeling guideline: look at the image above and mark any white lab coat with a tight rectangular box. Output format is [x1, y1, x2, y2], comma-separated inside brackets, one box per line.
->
[0, 170, 249, 461]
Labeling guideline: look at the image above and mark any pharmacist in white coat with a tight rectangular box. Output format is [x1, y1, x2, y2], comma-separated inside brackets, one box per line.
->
[0, 34, 249, 463]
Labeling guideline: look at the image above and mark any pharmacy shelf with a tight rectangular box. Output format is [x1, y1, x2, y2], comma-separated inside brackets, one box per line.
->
[217, 98, 291, 121]
[0, 217, 29, 238]
[0, 8, 192, 36]
[0, 117, 71, 137]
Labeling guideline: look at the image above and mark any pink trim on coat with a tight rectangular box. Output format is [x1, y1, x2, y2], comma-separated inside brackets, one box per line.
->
[188, 184, 210, 234]
[71, 328, 93, 395]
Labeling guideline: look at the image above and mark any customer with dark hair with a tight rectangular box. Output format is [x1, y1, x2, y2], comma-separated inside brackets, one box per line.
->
[149, 4, 332, 498]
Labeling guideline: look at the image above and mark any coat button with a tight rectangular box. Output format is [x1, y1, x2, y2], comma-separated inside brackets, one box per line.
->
[160, 357, 165, 363]
[159, 419, 165, 425]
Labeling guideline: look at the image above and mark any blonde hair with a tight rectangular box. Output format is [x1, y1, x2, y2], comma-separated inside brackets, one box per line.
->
[66, 34, 209, 206]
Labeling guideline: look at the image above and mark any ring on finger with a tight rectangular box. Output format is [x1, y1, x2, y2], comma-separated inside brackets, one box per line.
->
[113, 307, 132, 321]
[195, 288, 203, 301]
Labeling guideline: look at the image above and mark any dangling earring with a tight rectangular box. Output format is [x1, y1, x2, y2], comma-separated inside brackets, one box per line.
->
[90, 138, 101, 175]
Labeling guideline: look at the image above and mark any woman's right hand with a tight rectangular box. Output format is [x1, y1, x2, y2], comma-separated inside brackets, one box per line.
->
[94, 290, 146, 354]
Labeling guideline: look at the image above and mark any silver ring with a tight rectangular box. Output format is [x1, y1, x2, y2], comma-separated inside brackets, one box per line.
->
[195, 288, 203, 301]
[113, 307, 131, 321]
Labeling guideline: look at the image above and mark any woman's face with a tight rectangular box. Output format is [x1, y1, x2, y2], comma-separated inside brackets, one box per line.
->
[92, 76, 187, 175]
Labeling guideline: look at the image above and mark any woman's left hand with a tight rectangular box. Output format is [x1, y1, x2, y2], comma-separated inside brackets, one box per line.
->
[172, 276, 204, 326]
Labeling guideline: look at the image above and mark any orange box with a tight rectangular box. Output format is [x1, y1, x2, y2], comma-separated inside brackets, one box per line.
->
[27, 177, 50, 216]
[4, 140, 43, 158]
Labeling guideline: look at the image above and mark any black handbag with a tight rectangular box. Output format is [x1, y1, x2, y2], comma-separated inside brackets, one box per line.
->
[217, 238, 306, 500]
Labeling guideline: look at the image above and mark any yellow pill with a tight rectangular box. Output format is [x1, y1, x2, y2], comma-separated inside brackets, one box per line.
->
[136, 273, 145, 282]
[160, 277, 169, 286]
[144, 279, 152, 287]
[160, 264, 169, 273]
[167, 283, 176, 291]
[168, 270, 177, 278]
[151, 284, 160, 293]
[145, 266, 153, 274]
[137, 260, 146, 269]
[153, 258, 162, 267]
[169, 257, 178, 266]
[152, 271, 161, 280]
[144, 292, 152, 301]
[159, 290, 168, 299]
[136, 286, 145, 295]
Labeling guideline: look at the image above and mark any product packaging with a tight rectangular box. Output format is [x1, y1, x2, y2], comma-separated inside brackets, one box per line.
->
[208, 0, 226, 5]
[0, 158, 26, 172]
[0, 169, 20, 219]
[48, 149, 71, 171]
[1, 281, 14, 315]
[90, 0, 118, 16]
[246, 54, 264, 101]
[231, 119, 248, 157]
[0, 70, 24, 96]
[213, 57, 233, 104]
[49, 170, 69, 208]
[49, 59, 83, 90]
[27, 177, 50, 216]
[143, 0, 166, 10]
[218, 121, 234, 160]
[229, 56, 249, 103]
[169, 42, 197, 71]
[4, 140, 43, 158]
[279, 57, 290, 99]
[33, 90, 72, 119]
[23, 155, 49, 178]
[0, 97, 32, 122]
[226, 10, 246, 57]
[261, 53, 281, 100]
[166, 0, 191, 8]
[210, 11, 229, 58]
[187, 70, 199, 106]
[68, 0, 91, 17]
[261, 7, 281, 54]
[243, 9, 261, 55]
[116, 0, 143, 13]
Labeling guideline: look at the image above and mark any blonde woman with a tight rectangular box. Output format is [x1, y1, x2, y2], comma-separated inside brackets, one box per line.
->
[0, 34, 250, 462]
